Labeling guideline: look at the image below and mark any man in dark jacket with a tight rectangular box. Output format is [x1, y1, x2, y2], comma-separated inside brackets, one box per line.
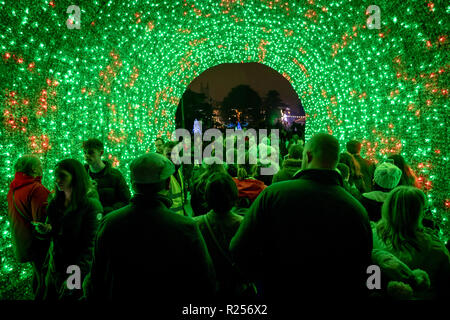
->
[83, 138, 131, 215]
[230, 133, 373, 304]
[7, 155, 50, 299]
[83, 152, 216, 301]
[272, 144, 303, 184]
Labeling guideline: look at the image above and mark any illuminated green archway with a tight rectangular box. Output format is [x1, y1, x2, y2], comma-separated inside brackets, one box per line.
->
[0, 0, 448, 298]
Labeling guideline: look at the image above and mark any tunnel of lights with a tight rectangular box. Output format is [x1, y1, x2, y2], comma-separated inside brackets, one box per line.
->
[0, 0, 448, 298]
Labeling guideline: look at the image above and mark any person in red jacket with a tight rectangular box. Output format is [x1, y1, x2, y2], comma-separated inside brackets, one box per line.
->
[232, 152, 266, 209]
[7, 154, 50, 299]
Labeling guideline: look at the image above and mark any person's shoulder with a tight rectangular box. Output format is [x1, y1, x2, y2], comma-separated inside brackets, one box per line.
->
[102, 204, 132, 224]
[30, 181, 50, 195]
[84, 191, 103, 211]
[337, 187, 369, 216]
[192, 214, 203, 224]
[107, 166, 125, 178]
[266, 178, 298, 191]
[166, 211, 196, 225]
[231, 212, 244, 223]
[418, 230, 450, 258]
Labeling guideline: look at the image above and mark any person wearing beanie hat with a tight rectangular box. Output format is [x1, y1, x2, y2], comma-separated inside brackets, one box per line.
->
[84, 153, 216, 301]
[358, 162, 402, 222]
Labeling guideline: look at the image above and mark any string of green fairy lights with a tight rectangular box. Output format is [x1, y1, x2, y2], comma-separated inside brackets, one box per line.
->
[0, 0, 448, 299]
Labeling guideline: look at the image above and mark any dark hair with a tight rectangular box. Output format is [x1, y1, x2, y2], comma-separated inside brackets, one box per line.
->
[336, 163, 349, 180]
[227, 164, 237, 177]
[346, 140, 361, 155]
[82, 138, 104, 151]
[14, 155, 40, 176]
[288, 144, 303, 160]
[51, 159, 95, 211]
[205, 173, 238, 214]
[377, 186, 426, 251]
[387, 154, 417, 187]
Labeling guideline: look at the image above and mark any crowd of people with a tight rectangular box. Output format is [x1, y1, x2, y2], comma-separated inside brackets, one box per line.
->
[6, 133, 450, 302]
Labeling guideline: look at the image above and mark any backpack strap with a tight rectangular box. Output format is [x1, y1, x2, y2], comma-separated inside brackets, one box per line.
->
[12, 191, 33, 223]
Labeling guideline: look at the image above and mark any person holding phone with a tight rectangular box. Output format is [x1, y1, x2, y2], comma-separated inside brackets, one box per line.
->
[35, 159, 102, 300]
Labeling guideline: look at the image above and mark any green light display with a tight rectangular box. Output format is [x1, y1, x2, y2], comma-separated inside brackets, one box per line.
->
[0, 0, 448, 299]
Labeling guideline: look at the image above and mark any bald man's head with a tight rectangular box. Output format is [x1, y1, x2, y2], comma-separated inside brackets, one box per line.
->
[302, 133, 340, 170]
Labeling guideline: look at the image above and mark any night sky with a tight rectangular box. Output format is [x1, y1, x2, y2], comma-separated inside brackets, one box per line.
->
[188, 62, 305, 115]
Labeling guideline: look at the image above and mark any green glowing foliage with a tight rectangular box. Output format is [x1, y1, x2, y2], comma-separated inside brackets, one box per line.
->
[0, 0, 448, 298]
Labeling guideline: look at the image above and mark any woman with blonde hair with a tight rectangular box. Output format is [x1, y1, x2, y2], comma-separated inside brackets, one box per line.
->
[372, 186, 450, 299]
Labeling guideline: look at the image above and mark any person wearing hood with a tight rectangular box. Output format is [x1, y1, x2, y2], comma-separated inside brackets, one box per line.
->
[7, 155, 50, 299]
[82, 138, 131, 216]
[358, 162, 402, 222]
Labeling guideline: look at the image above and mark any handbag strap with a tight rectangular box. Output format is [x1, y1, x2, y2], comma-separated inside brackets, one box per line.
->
[202, 214, 235, 267]
[12, 191, 33, 223]
[202, 214, 257, 295]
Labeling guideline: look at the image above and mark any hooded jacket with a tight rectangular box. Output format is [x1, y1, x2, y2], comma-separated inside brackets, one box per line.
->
[7, 172, 50, 262]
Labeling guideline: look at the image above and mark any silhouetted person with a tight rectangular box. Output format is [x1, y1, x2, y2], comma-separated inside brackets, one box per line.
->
[190, 157, 227, 217]
[35, 159, 102, 300]
[372, 186, 450, 299]
[83, 138, 130, 216]
[195, 173, 254, 299]
[7, 155, 50, 300]
[164, 141, 187, 215]
[230, 133, 373, 304]
[83, 153, 216, 301]
[154, 137, 165, 154]
[232, 152, 266, 210]
[347, 140, 375, 192]
[336, 162, 360, 198]
[339, 152, 363, 191]
[359, 162, 402, 222]
[272, 144, 302, 184]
